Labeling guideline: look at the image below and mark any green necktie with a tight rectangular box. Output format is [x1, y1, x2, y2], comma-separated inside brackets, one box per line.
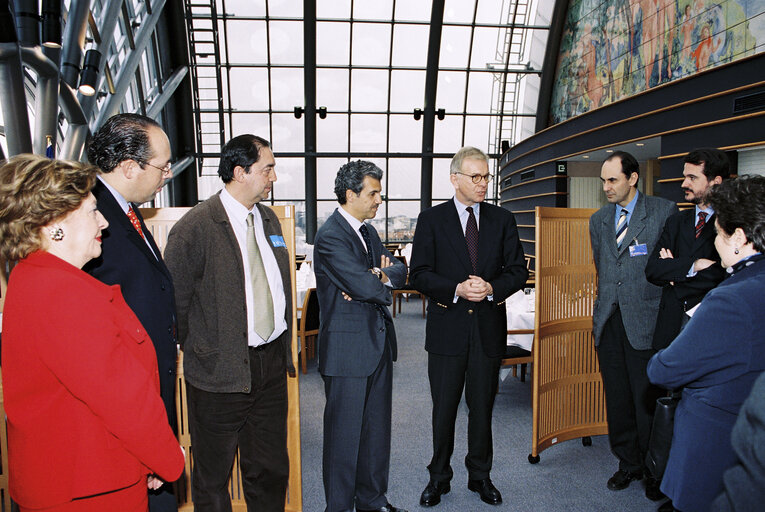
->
[246, 213, 275, 341]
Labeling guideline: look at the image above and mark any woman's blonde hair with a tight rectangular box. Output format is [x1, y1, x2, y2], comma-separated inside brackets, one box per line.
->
[0, 155, 98, 261]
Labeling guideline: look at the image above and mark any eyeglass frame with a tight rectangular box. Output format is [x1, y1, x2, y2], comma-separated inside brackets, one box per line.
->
[140, 160, 173, 176]
[454, 171, 493, 184]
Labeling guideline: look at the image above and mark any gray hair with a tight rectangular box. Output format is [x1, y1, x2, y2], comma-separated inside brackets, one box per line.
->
[334, 160, 383, 204]
[450, 146, 488, 174]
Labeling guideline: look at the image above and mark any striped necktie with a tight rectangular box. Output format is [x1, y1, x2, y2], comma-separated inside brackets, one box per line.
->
[695, 211, 707, 239]
[615, 208, 628, 249]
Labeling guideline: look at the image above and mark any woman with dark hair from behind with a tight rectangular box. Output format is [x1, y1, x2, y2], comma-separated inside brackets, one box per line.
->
[0, 155, 184, 511]
[647, 175, 765, 512]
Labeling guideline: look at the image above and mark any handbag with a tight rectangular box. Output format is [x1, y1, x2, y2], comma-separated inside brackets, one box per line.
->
[645, 394, 680, 480]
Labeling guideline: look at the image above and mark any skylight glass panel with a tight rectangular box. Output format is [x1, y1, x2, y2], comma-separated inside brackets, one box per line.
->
[351, 23, 392, 66]
[317, 22, 351, 65]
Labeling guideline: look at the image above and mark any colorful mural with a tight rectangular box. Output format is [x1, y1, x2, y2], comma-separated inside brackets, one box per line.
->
[550, 0, 765, 124]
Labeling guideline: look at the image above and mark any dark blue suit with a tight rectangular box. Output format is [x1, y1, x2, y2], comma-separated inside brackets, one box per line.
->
[648, 254, 765, 511]
[314, 209, 406, 512]
[85, 180, 178, 511]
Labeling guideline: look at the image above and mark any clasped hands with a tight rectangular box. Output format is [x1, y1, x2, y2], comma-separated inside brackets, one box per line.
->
[341, 255, 393, 301]
[456, 275, 493, 302]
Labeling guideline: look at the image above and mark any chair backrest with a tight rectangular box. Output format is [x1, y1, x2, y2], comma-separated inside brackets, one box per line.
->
[394, 255, 407, 271]
[302, 288, 320, 332]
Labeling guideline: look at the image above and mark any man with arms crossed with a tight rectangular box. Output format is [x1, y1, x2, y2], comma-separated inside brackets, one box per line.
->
[314, 161, 408, 512]
[410, 146, 528, 507]
[165, 134, 294, 512]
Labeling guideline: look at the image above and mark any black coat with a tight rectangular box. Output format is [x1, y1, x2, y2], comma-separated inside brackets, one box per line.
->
[85, 180, 178, 430]
[644, 208, 726, 350]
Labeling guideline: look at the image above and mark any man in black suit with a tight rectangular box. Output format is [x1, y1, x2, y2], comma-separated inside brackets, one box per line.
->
[409, 147, 528, 507]
[645, 148, 729, 351]
[313, 161, 408, 512]
[85, 113, 178, 511]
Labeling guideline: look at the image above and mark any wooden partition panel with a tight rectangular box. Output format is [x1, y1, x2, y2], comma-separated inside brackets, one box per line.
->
[141, 206, 303, 511]
[530, 207, 606, 461]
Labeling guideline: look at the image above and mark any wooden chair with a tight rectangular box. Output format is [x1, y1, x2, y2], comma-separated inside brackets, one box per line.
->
[390, 256, 426, 318]
[501, 340, 534, 382]
[298, 288, 320, 374]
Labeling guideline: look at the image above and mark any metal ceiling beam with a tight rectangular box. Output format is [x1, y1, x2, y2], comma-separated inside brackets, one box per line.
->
[419, 0, 445, 210]
[146, 66, 188, 119]
[93, 0, 167, 129]
[0, 42, 34, 155]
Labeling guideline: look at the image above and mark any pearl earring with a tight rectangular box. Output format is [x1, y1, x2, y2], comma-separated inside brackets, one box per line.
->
[734, 247, 739, 255]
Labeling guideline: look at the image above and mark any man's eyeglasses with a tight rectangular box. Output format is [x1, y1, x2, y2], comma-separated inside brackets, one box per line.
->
[455, 172, 492, 184]
[141, 161, 172, 176]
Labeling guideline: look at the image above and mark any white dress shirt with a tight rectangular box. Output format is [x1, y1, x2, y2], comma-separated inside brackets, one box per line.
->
[220, 187, 287, 347]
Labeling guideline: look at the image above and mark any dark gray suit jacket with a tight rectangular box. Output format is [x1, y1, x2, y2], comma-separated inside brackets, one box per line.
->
[164, 192, 294, 393]
[313, 209, 406, 377]
[589, 192, 677, 350]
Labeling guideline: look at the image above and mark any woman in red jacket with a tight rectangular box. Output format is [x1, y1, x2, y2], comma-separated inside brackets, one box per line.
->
[0, 155, 184, 511]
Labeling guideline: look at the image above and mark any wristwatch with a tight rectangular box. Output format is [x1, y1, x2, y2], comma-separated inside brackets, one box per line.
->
[371, 267, 383, 280]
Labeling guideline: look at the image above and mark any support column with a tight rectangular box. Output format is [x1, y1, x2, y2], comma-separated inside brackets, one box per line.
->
[304, 0, 317, 243]
[419, 0, 445, 211]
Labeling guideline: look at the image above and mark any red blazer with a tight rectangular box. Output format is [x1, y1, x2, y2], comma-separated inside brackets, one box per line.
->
[2, 251, 184, 509]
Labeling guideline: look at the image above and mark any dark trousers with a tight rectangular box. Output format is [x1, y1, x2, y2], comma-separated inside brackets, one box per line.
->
[597, 308, 662, 473]
[186, 340, 289, 512]
[427, 322, 502, 483]
[322, 342, 393, 512]
[148, 483, 177, 512]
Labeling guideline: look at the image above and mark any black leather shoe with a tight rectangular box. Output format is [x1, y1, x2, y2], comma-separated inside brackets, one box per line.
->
[607, 469, 643, 491]
[468, 478, 502, 505]
[645, 476, 665, 501]
[420, 481, 450, 507]
[658, 499, 675, 512]
[356, 503, 408, 512]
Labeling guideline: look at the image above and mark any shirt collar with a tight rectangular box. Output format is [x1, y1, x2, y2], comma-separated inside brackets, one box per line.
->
[98, 175, 131, 214]
[453, 196, 480, 216]
[337, 205, 365, 233]
[695, 205, 714, 218]
[220, 186, 257, 223]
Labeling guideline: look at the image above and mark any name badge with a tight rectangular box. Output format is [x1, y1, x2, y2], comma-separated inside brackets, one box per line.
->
[629, 243, 648, 257]
[269, 235, 286, 247]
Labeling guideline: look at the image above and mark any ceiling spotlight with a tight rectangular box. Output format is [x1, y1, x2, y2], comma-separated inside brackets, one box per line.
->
[606, 149, 614, 153]
[582, 155, 590, 159]
[294, 106, 304, 119]
[318, 106, 327, 119]
[413, 108, 422, 120]
[436, 108, 446, 120]
[42, 0, 62, 48]
[78, 49, 101, 96]
[636, 143, 645, 147]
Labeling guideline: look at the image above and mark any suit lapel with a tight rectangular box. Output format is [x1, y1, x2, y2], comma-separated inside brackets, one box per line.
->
[602, 205, 619, 259]
[95, 181, 167, 275]
[132, 206, 174, 278]
[477, 203, 497, 274]
[443, 202, 473, 274]
[333, 209, 369, 261]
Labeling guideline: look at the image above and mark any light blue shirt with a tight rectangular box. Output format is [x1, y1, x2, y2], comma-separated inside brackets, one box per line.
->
[614, 190, 640, 231]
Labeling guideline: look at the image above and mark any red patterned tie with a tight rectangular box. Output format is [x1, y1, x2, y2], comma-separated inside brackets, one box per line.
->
[695, 211, 706, 239]
[127, 205, 145, 239]
[465, 206, 479, 273]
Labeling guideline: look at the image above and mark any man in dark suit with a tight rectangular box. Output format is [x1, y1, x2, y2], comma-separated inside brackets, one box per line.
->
[409, 147, 528, 507]
[313, 161, 408, 512]
[590, 151, 676, 499]
[645, 148, 729, 351]
[85, 113, 179, 511]
[164, 135, 294, 512]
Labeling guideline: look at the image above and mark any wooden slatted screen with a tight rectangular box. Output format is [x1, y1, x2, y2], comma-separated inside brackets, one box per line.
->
[530, 206, 607, 460]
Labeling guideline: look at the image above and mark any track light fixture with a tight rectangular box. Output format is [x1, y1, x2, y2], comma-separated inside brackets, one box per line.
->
[41, 0, 62, 48]
[413, 108, 422, 120]
[78, 49, 101, 96]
